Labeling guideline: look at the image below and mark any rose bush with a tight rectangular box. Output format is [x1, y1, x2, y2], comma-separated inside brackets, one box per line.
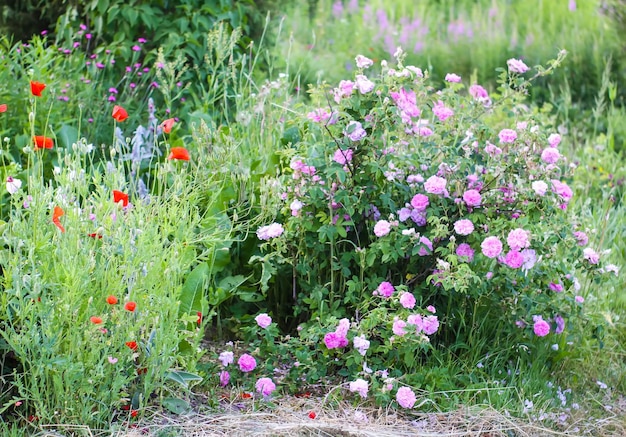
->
[248, 49, 617, 405]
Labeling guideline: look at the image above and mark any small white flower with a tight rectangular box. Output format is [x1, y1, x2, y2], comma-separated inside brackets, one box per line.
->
[6, 177, 22, 195]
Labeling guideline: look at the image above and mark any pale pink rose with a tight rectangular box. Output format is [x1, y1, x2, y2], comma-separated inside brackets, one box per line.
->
[255, 313, 272, 329]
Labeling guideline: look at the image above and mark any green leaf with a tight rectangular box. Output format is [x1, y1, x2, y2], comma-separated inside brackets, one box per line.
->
[179, 262, 209, 317]
[164, 370, 203, 388]
[162, 397, 191, 415]
[57, 124, 79, 150]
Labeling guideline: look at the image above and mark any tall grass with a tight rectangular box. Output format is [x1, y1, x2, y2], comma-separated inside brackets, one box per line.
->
[276, 0, 622, 105]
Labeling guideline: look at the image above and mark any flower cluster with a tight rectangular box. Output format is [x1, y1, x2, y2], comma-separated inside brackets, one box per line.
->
[252, 52, 617, 406]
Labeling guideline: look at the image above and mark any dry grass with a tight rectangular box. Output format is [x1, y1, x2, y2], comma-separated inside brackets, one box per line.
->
[31, 394, 626, 437]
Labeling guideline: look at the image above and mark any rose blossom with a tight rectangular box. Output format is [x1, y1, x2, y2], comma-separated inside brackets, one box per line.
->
[417, 236, 433, 256]
[410, 193, 429, 211]
[219, 370, 230, 387]
[345, 120, 367, 141]
[469, 84, 491, 105]
[353, 335, 370, 356]
[504, 250, 524, 268]
[481, 236, 503, 258]
[373, 220, 392, 237]
[583, 247, 599, 264]
[355, 74, 375, 94]
[324, 332, 348, 349]
[255, 377, 276, 397]
[462, 189, 482, 207]
[533, 318, 550, 337]
[445, 73, 461, 83]
[498, 128, 517, 143]
[507, 58, 530, 73]
[355, 54, 374, 69]
[333, 148, 353, 165]
[507, 228, 530, 251]
[424, 175, 447, 195]
[548, 133, 562, 147]
[551, 180, 573, 203]
[396, 387, 417, 408]
[456, 243, 475, 262]
[392, 319, 407, 336]
[349, 379, 369, 398]
[257, 223, 284, 240]
[432, 100, 454, 121]
[255, 313, 272, 328]
[238, 354, 257, 372]
[454, 219, 474, 236]
[399, 292, 416, 309]
[422, 315, 439, 335]
[333, 80, 354, 103]
[531, 180, 548, 196]
[554, 314, 565, 334]
[549, 282, 564, 292]
[219, 351, 234, 367]
[377, 281, 395, 298]
[521, 249, 537, 271]
[573, 231, 588, 246]
[541, 147, 560, 164]
[485, 141, 502, 156]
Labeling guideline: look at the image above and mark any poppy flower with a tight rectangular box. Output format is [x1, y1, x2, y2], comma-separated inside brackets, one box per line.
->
[241, 392, 252, 399]
[52, 206, 65, 233]
[112, 105, 128, 122]
[90, 316, 103, 324]
[88, 233, 103, 239]
[106, 295, 118, 305]
[0, 104, 7, 113]
[125, 341, 138, 351]
[34, 135, 54, 149]
[197, 311, 202, 325]
[124, 301, 136, 312]
[308, 411, 317, 419]
[30, 81, 46, 97]
[167, 147, 190, 161]
[160, 118, 175, 133]
[113, 190, 129, 207]
[130, 410, 138, 418]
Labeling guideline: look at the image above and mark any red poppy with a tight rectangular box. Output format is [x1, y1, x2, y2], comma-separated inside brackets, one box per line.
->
[167, 147, 190, 161]
[125, 341, 138, 351]
[30, 81, 46, 97]
[241, 392, 252, 399]
[52, 206, 65, 233]
[160, 118, 176, 133]
[112, 105, 128, 122]
[197, 311, 202, 326]
[90, 316, 103, 324]
[88, 233, 103, 239]
[130, 410, 138, 418]
[113, 190, 129, 207]
[106, 295, 118, 305]
[34, 135, 54, 149]
[308, 411, 317, 419]
[0, 104, 7, 113]
[124, 301, 136, 312]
